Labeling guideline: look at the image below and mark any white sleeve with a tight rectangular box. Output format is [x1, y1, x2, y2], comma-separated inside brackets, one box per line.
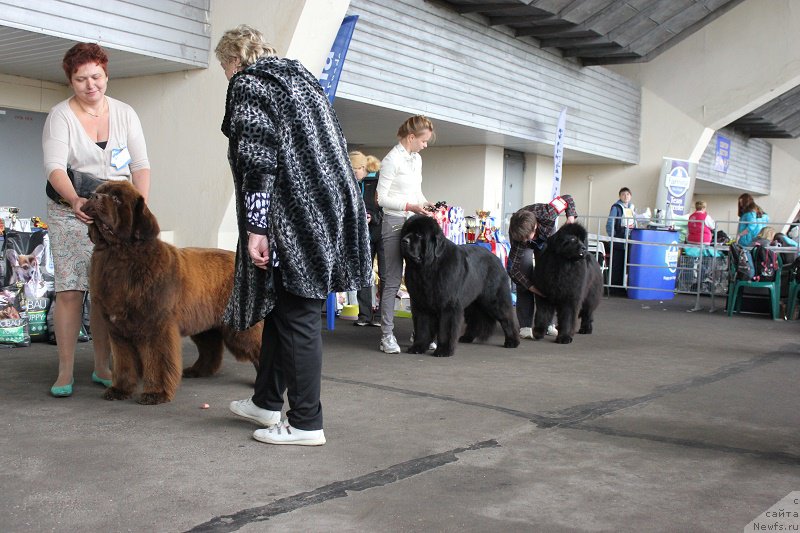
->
[416, 159, 428, 205]
[376, 153, 407, 212]
[125, 107, 150, 172]
[705, 214, 716, 228]
[42, 109, 70, 178]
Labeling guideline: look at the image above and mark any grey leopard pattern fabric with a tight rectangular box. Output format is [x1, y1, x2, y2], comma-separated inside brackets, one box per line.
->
[221, 56, 372, 330]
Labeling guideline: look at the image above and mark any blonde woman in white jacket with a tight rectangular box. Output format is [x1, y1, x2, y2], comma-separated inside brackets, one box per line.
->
[376, 115, 435, 354]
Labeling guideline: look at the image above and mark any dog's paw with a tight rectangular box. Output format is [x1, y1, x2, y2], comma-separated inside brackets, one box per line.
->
[532, 329, 545, 340]
[431, 348, 454, 357]
[182, 367, 210, 378]
[578, 325, 592, 334]
[138, 392, 169, 405]
[554, 335, 573, 344]
[406, 344, 427, 354]
[458, 335, 475, 343]
[504, 337, 520, 348]
[103, 387, 131, 401]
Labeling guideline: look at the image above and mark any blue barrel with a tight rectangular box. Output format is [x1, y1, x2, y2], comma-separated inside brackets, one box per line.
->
[628, 229, 680, 300]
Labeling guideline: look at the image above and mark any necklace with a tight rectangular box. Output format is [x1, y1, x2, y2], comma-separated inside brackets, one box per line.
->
[76, 98, 106, 118]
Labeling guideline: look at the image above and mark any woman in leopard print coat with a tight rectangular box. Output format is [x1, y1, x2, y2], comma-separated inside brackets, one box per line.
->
[217, 25, 371, 445]
[221, 45, 372, 330]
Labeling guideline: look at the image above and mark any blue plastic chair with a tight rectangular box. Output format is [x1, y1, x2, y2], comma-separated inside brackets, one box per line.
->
[726, 250, 782, 320]
[786, 278, 800, 320]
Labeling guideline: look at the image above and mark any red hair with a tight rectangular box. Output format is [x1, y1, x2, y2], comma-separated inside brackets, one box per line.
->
[737, 193, 765, 217]
[62, 43, 108, 81]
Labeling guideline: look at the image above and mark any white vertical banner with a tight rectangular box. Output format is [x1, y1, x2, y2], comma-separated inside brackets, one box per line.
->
[551, 107, 567, 199]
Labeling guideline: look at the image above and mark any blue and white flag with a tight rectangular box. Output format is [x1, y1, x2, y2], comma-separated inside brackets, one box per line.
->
[550, 107, 567, 199]
[319, 15, 359, 103]
[713, 134, 730, 173]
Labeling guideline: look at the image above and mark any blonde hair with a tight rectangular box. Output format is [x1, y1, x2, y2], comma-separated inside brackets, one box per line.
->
[757, 226, 776, 241]
[215, 25, 276, 68]
[695, 200, 707, 210]
[397, 115, 436, 142]
[349, 151, 367, 171]
[366, 155, 381, 173]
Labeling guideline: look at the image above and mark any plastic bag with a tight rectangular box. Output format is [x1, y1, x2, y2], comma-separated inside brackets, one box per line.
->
[3, 229, 55, 298]
[0, 283, 30, 348]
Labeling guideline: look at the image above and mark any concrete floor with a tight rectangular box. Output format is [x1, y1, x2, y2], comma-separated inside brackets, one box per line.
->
[1, 294, 798, 532]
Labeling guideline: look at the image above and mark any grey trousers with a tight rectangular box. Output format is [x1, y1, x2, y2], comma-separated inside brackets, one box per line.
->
[377, 213, 405, 336]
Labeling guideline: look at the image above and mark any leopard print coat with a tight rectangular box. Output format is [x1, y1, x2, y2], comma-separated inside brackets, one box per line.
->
[221, 56, 372, 330]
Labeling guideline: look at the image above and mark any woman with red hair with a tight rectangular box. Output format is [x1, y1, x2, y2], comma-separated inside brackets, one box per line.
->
[42, 42, 151, 397]
[736, 193, 769, 247]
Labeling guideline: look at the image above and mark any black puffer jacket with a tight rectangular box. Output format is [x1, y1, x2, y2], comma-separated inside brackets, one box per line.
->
[221, 56, 372, 330]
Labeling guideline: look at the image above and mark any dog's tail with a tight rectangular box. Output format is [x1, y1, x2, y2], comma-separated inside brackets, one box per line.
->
[464, 303, 496, 341]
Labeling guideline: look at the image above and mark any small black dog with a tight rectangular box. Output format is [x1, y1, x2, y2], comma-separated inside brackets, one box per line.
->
[400, 215, 519, 357]
[533, 223, 603, 344]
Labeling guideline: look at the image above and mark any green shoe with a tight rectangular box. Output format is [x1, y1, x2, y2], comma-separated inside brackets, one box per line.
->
[91, 371, 112, 388]
[51, 379, 74, 397]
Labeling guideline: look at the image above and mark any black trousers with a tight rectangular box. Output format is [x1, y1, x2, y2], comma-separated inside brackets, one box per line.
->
[514, 246, 535, 328]
[610, 241, 628, 289]
[356, 236, 383, 322]
[252, 269, 324, 431]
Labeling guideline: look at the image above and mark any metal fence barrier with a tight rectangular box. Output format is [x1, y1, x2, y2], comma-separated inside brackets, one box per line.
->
[578, 214, 798, 313]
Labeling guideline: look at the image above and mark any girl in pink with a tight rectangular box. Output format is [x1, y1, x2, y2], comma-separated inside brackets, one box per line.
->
[687, 200, 715, 244]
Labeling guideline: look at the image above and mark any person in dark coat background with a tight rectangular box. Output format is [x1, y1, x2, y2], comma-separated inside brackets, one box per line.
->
[217, 25, 372, 446]
[350, 151, 383, 327]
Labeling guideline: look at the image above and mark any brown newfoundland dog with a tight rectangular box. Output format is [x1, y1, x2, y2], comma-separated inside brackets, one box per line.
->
[82, 181, 261, 404]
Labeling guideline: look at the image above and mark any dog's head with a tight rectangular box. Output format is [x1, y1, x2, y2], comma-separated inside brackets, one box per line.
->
[547, 223, 588, 260]
[400, 215, 448, 266]
[82, 181, 159, 247]
[5, 244, 44, 284]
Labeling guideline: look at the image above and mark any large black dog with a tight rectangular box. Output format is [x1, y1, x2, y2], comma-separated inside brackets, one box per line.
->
[400, 215, 519, 357]
[533, 223, 603, 344]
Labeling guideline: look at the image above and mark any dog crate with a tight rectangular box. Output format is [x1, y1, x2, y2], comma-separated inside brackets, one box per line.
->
[676, 253, 728, 295]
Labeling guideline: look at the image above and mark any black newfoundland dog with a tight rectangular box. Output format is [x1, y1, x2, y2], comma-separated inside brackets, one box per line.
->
[532, 223, 603, 344]
[400, 215, 519, 357]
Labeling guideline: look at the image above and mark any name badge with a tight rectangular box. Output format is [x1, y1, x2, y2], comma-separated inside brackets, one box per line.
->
[549, 196, 568, 214]
[111, 147, 131, 170]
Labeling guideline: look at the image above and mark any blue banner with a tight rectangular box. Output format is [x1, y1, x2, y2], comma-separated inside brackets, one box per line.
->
[319, 15, 359, 103]
[713, 134, 730, 173]
[655, 157, 696, 218]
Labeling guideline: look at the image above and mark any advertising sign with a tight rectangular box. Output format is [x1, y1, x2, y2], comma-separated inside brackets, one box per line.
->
[655, 157, 697, 219]
[713, 134, 730, 173]
[550, 107, 567, 200]
[319, 15, 359, 104]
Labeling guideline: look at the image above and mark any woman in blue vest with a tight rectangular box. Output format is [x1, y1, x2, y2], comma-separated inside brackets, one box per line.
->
[605, 187, 635, 293]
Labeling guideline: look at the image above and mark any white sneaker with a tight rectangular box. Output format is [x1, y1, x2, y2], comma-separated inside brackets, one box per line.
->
[253, 421, 326, 446]
[519, 327, 534, 339]
[229, 398, 281, 427]
[546, 324, 558, 336]
[380, 334, 401, 354]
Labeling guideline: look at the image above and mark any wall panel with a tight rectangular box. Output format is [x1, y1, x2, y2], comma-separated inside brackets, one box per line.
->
[339, 0, 640, 163]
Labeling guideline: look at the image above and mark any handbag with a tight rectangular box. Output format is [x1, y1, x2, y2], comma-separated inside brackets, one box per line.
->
[45, 168, 105, 207]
